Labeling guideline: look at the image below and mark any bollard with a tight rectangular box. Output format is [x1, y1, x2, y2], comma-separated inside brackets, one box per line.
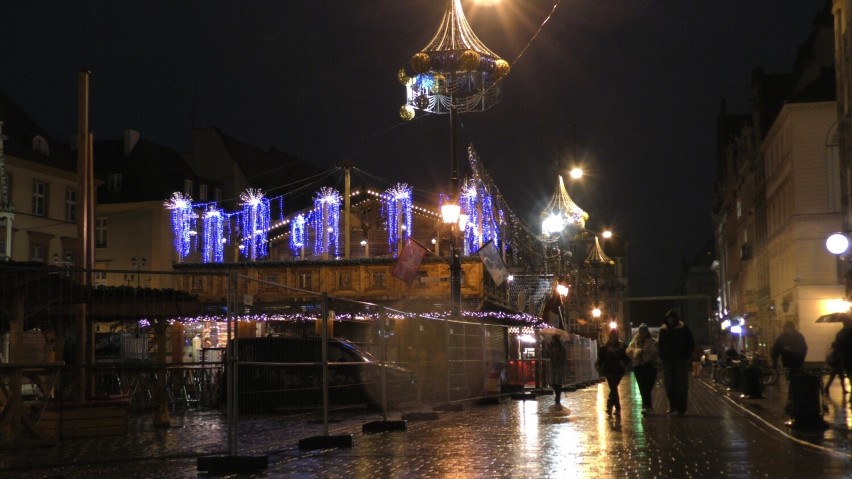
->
[726, 365, 741, 390]
[788, 370, 828, 429]
[740, 366, 763, 398]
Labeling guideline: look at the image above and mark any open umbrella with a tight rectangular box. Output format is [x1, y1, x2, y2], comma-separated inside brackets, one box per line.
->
[815, 312, 850, 323]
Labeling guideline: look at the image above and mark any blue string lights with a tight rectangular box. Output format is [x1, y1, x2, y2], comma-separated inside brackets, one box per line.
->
[289, 213, 307, 256]
[164, 192, 196, 262]
[382, 183, 413, 256]
[202, 205, 226, 263]
[239, 188, 271, 261]
[312, 187, 341, 257]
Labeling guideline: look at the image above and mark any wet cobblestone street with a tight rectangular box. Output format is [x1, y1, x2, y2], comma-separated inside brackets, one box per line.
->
[4, 375, 850, 478]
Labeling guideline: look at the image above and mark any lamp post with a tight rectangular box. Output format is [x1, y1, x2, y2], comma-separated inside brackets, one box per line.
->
[442, 203, 469, 318]
[131, 256, 146, 288]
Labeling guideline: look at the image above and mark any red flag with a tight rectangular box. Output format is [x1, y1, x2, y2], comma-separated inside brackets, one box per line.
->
[477, 240, 509, 286]
[392, 238, 428, 286]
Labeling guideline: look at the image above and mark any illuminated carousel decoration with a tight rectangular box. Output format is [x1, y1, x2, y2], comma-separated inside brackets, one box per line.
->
[239, 188, 271, 261]
[541, 176, 588, 238]
[398, 0, 510, 119]
[165, 192, 197, 261]
[382, 183, 413, 256]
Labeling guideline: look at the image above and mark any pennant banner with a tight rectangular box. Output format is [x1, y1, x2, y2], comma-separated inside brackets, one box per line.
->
[477, 239, 509, 286]
[392, 238, 428, 286]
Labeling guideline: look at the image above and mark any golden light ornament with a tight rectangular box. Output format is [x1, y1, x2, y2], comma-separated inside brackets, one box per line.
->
[399, 104, 415, 121]
[410, 52, 431, 74]
[458, 49, 481, 71]
[493, 59, 510, 79]
[397, 68, 413, 87]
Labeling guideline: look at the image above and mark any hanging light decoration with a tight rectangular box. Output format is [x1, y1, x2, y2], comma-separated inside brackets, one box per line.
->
[239, 188, 271, 261]
[289, 214, 307, 254]
[312, 187, 341, 257]
[202, 205, 226, 263]
[164, 192, 196, 261]
[382, 183, 413, 256]
[398, 0, 510, 119]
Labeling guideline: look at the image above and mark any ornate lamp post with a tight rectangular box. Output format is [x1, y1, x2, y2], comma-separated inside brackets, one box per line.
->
[441, 204, 469, 317]
[399, 0, 510, 319]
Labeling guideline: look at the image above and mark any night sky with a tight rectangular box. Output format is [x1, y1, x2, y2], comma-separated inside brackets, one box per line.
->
[0, 1, 824, 295]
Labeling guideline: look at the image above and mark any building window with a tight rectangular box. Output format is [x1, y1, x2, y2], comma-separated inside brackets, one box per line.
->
[31, 244, 45, 263]
[213, 188, 222, 202]
[32, 135, 50, 155]
[372, 271, 386, 289]
[199, 184, 208, 201]
[184, 179, 193, 196]
[107, 174, 122, 193]
[65, 189, 77, 222]
[95, 217, 109, 248]
[32, 181, 46, 216]
[0, 240, 6, 258]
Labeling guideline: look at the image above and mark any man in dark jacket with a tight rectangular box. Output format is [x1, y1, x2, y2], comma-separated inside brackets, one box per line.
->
[658, 309, 695, 415]
[771, 320, 808, 413]
[771, 320, 808, 370]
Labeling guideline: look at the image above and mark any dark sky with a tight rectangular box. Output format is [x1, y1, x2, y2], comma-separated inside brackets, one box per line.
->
[0, 1, 824, 295]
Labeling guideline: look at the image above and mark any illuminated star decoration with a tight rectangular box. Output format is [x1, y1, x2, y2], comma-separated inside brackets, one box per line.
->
[202, 205, 226, 263]
[164, 192, 196, 261]
[239, 188, 271, 261]
[312, 187, 341, 257]
[289, 214, 307, 256]
[382, 183, 413, 256]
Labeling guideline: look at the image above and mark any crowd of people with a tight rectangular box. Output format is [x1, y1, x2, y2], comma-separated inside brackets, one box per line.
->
[544, 308, 852, 419]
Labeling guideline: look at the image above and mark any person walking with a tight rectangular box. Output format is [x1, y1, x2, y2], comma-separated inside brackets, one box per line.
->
[597, 329, 630, 417]
[771, 320, 808, 413]
[658, 309, 695, 415]
[824, 340, 847, 396]
[833, 314, 852, 405]
[626, 323, 658, 415]
[547, 334, 567, 407]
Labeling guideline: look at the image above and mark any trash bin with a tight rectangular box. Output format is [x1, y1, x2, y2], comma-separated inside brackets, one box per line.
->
[788, 369, 827, 429]
[740, 366, 763, 398]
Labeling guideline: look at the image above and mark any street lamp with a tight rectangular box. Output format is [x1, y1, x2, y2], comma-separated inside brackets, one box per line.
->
[442, 203, 469, 318]
[129, 257, 146, 288]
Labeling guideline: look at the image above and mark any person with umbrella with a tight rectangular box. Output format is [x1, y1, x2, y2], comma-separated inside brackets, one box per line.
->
[834, 313, 852, 405]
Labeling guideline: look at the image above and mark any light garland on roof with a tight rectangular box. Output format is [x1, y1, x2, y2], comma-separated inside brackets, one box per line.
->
[289, 214, 307, 255]
[164, 192, 196, 261]
[239, 188, 271, 261]
[202, 206, 226, 263]
[312, 187, 341, 257]
[135, 309, 543, 328]
[382, 183, 413, 256]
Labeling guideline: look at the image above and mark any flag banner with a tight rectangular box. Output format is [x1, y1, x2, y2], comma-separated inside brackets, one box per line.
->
[477, 239, 509, 286]
[392, 238, 428, 286]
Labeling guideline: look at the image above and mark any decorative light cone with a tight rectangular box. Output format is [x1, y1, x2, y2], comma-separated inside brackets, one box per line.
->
[541, 176, 588, 236]
[399, 0, 510, 116]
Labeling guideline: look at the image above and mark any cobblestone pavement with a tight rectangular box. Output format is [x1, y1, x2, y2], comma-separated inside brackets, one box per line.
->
[3, 372, 850, 478]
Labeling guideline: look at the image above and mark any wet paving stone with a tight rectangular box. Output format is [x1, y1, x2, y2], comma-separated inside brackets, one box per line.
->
[4, 376, 850, 478]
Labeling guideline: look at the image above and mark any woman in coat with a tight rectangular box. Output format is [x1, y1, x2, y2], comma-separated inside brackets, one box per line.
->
[626, 323, 659, 414]
[598, 328, 631, 416]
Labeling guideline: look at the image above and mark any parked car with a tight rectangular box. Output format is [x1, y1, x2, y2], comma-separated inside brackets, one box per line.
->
[228, 336, 416, 413]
